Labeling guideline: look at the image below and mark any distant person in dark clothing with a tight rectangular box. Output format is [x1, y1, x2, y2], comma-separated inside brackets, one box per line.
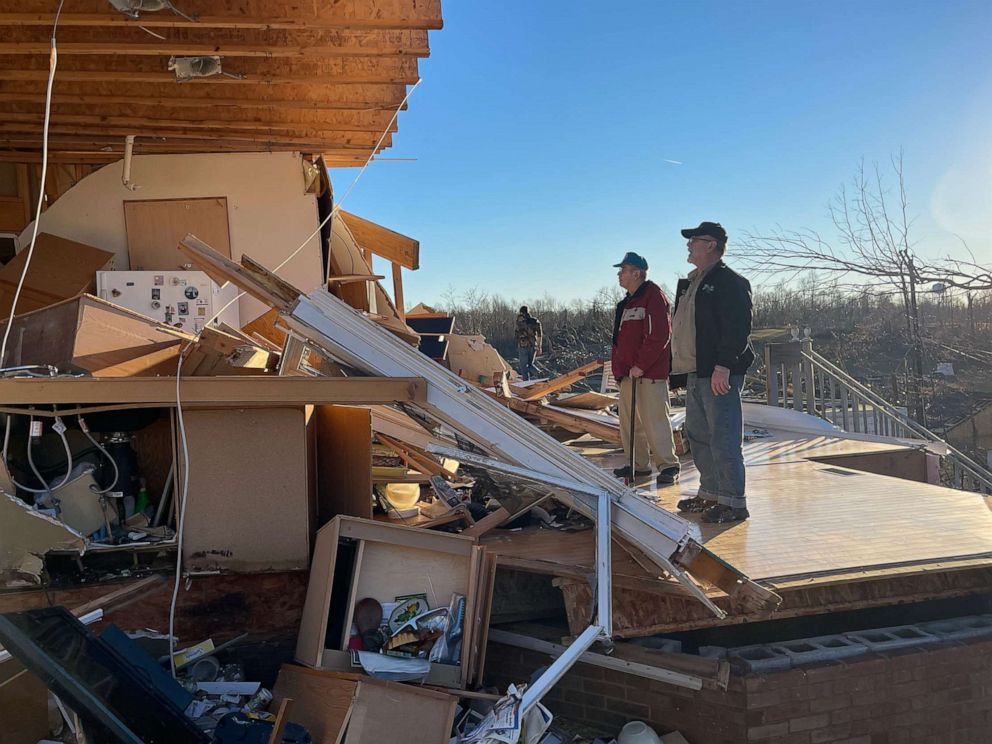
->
[670, 222, 756, 523]
[610, 252, 679, 486]
[514, 306, 543, 380]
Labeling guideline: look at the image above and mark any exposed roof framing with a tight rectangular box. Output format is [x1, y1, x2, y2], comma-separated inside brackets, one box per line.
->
[0, 0, 440, 165]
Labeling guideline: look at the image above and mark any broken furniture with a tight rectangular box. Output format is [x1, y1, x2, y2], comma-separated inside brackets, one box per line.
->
[272, 664, 457, 744]
[295, 516, 492, 688]
[0, 293, 275, 376]
[0, 233, 113, 319]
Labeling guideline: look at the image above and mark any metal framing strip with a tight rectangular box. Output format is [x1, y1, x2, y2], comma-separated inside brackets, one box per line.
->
[489, 628, 704, 693]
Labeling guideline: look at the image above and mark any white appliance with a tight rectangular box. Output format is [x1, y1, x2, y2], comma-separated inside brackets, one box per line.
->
[96, 270, 240, 334]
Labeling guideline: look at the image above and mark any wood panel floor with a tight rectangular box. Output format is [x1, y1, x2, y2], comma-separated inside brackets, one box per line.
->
[488, 436, 992, 585]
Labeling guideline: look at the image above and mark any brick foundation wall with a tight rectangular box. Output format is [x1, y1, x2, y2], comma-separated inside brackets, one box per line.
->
[485, 642, 749, 742]
[485, 637, 992, 743]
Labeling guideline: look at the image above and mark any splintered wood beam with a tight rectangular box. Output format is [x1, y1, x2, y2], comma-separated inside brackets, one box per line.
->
[339, 209, 419, 270]
[392, 262, 405, 322]
[177, 234, 303, 310]
[517, 359, 605, 401]
[376, 432, 452, 479]
[327, 274, 385, 284]
[673, 543, 782, 614]
[499, 395, 621, 444]
[0, 376, 427, 406]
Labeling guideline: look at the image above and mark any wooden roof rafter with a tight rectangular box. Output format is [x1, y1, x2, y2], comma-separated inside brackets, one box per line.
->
[0, 0, 443, 30]
[0, 0, 440, 163]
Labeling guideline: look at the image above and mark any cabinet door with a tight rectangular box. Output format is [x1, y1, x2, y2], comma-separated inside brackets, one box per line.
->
[124, 197, 232, 270]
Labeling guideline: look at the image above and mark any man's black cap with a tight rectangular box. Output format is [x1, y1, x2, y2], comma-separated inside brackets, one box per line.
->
[612, 251, 648, 271]
[681, 221, 727, 242]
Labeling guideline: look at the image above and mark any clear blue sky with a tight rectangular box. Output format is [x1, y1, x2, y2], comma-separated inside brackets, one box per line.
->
[330, 1, 992, 306]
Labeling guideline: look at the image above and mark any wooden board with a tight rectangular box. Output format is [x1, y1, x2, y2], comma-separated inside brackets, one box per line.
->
[516, 360, 603, 401]
[0, 232, 113, 317]
[0, 375, 426, 406]
[554, 390, 618, 411]
[180, 407, 312, 572]
[272, 665, 357, 744]
[338, 210, 419, 270]
[313, 405, 373, 523]
[343, 678, 456, 744]
[124, 197, 232, 270]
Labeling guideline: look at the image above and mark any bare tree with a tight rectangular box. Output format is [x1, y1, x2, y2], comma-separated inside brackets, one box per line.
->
[737, 154, 980, 423]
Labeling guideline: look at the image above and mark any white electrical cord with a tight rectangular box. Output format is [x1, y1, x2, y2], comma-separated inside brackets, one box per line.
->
[165, 78, 423, 677]
[2, 413, 72, 495]
[0, 0, 65, 367]
[168, 345, 192, 677]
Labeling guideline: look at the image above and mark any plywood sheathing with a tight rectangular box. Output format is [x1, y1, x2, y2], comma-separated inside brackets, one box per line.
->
[179, 407, 311, 572]
[0, 232, 113, 318]
[0, 0, 441, 164]
[0, 293, 274, 376]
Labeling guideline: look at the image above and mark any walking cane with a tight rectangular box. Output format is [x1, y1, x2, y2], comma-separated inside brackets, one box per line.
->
[625, 377, 638, 486]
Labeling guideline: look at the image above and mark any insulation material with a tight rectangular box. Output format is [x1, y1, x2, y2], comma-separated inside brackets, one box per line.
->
[446, 333, 514, 385]
[0, 492, 85, 584]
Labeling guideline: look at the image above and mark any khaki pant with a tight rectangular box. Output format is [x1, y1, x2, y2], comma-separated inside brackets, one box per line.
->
[618, 377, 678, 471]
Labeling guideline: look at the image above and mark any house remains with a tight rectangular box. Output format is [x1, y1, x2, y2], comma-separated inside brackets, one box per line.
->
[0, 1, 991, 743]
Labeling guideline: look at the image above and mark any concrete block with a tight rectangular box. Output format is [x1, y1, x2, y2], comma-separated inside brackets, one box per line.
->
[772, 634, 868, 664]
[699, 645, 727, 660]
[918, 614, 992, 642]
[843, 624, 939, 652]
[727, 644, 792, 672]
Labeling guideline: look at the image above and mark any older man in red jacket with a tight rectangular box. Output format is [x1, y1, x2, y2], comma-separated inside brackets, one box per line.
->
[610, 252, 680, 486]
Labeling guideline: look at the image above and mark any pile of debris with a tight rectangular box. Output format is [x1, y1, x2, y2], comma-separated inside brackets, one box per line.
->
[0, 228, 778, 744]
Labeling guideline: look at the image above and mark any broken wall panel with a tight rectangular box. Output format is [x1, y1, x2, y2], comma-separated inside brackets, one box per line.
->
[0, 491, 86, 585]
[0, 232, 114, 319]
[179, 407, 312, 573]
[343, 677, 457, 744]
[271, 664, 357, 744]
[0, 293, 272, 377]
[311, 404, 373, 524]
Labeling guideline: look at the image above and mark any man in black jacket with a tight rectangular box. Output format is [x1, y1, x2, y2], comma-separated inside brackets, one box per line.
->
[669, 222, 755, 523]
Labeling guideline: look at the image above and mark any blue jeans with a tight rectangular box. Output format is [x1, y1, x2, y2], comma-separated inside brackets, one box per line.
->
[684, 373, 746, 509]
[517, 346, 537, 380]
